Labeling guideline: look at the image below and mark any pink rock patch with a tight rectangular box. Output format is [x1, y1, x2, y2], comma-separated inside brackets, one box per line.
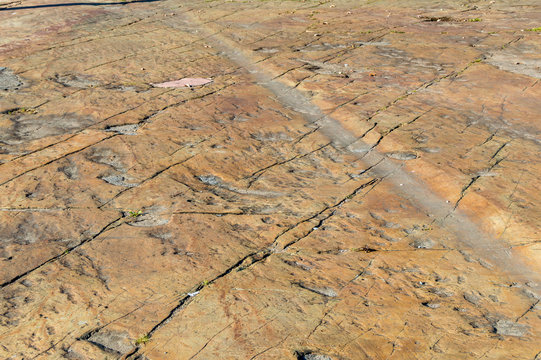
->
[152, 78, 212, 88]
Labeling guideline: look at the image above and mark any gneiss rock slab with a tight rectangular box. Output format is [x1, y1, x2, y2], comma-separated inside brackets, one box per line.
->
[0, 0, 540, 359]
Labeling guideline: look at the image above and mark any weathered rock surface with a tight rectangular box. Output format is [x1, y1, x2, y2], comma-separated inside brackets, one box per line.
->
[0, 67, 24, 90]
[0, 0, 539, 359]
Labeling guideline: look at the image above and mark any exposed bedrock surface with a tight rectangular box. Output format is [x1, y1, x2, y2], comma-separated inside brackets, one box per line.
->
[0, 0, 539, 359]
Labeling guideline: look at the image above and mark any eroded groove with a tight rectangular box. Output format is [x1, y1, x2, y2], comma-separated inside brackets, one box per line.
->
[30, 331, 73, 360]
[489, 142, 508, 160]
[346, 158, 385, 183]
[452, 155, 506, 210]
[187, 322, 234, 360]
[144, 266, 233, 337]
[382, 109, 432, 137]
[328, 90, 373, 113]
[248, 335, 289, 360]
[282, 178, 380, 250]
[515, 299, 540, 322]
[171, 211, 245, 216]
[245, 142, 331, 187]
[292, 126, 320, 145]
[453, 175, 480, 210]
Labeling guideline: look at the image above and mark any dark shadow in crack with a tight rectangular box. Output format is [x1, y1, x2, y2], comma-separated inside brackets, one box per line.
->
[0, 0, 160, 11]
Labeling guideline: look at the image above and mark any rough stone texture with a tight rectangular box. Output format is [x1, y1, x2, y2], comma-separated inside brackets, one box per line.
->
[87, 330, 134, 354]
[493, 319, 529, 337]
[0, 66, 24, 90]
[0, 0, 540, 359]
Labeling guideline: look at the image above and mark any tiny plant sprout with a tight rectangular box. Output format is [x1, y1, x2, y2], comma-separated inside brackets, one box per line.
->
[128, 210, 143, 218]
[135, 335, 150, 345]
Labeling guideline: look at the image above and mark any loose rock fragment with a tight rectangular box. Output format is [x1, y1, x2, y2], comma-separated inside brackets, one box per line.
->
[493, 320, 528, 337]
[253, 47, 279, 53]
[416, 147, 441, 153]
[412, 133, 429, 143]
[105, 124, 140, 135]
[464, 292, 481, 305]
[369, 211, 383, 220]
[422, 301, 441, 309]
[386, 151, 418, 160]
[428, 287, 454, 297]
[478, 259, 493, 269]
[100, 174, 138, 187]
[410, 238, 434, 249]
[383, 221, 401, 229]
[197, 174, 221, 186]
[295, 282, 337, 297]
